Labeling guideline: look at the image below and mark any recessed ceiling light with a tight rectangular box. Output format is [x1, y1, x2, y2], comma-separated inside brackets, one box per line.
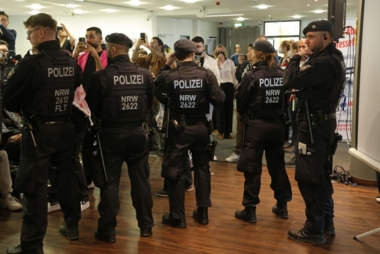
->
[28, 4, 43, 10]
[161, 5, 178, 11]
[64, 4, 79, 8]
[102, 9, 118, 13]
[257, 5, 269, 9]
[207, 14, 244, 17]
[73, 9, 84, 14]
[183, 0, 197, 3]
[313, 10, 324, 14]
[292, 15, 302, 19]
[307, 4, 310, 6]
[237, 16, 245, 21]
[126, 0, 142, 6]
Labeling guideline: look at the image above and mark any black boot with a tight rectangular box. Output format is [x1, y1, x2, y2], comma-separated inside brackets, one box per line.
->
[325, 216, 335, 235]
[162, 213, 186, 228]
[272, 203, 288, 219]
[235, 206, 256, 223]
[288, 228, 326, 245]
[193, 207, 209, 225]
[59, 225, 79, 240]
[6, 245, 44, 254]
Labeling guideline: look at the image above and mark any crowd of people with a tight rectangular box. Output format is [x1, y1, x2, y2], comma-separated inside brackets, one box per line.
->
[0, 11, 350, 254]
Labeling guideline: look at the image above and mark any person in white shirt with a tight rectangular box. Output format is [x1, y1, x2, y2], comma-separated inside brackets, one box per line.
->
[214, 44, 238, 140]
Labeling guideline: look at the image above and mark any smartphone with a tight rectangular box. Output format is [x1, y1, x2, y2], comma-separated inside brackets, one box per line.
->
[57, 26, 63, 31]
[79, 37, 85, 43]
[194, 54, 201, 63]
[140, 32, 145, 42]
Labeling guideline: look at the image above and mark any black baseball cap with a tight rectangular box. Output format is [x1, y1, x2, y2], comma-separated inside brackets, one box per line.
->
[105, 33, 133, 48]
[174, 39, 197, 53]
[303, 20, 334, 36]
[252, 40, 276, 54]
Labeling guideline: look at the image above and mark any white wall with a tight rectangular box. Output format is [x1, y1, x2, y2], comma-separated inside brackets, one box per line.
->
[9, 12, 154, 56]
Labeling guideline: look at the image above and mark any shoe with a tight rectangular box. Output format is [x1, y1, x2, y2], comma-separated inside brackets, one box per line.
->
[225, 134, 233, 139]
[0, 193, 22, 211]
[272, 204, 288, 219]
[285, 157, 296, 166]
[47, 201, 61, 213]
[193, 207, 209, 225]
[376, 196, 380, 203]
[81, 200, 90, 211]
[59, 225, 79, 240]
[217, 133, 224, 140]
[6, 245, 44, 254]
[235, 207, 257, 223]
[87, 182, 95, 189]
[95, 231, 116, 243]
[212, 129, 219, 135]
[155, 190, 168, 197]
[225, 152, 240, 163]
[325, 216, 335, 235]
[140, 228, 152, 237]
[213, 155, 217, 161]
[288, 228, 326, 245]
[284, 146, 295, 153]
[162, 213, 186, 228]
[185, 186, 193, 192]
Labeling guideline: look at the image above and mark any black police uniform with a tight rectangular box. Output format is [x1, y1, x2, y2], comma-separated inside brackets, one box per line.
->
[284, 20, 346, 243]
[154, 39, 225, 227]
[86, 34, 154, 239]
[235, 46, 292, 222]
[4, 40, 82, 252]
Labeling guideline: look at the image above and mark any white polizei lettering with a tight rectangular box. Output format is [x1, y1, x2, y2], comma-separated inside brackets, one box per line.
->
[114, 75, 144, 85]
[47, 67, 74, 78]
[121, 96, 139, 102]
[174, 79, 203, 89]
[55, 89, 70, 96]
[259, 78, 284, 87]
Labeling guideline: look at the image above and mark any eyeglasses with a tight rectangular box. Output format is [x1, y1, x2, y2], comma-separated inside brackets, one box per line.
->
[85, 35, 98, 39]
[1, 18, 8, 22]
[26, 28, 41, 36]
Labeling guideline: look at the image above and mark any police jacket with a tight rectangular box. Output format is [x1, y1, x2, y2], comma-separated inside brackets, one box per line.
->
[154, 61, 225, 118]
[86, 54, 154, 127]
[236, 61, 285, 120]
[4, 40, 82, 120]
[283, 43, 346, 114]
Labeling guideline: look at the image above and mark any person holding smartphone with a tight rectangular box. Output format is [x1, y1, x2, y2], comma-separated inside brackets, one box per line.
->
[0, 12, 16, 51]
[56, 23, 76, 53]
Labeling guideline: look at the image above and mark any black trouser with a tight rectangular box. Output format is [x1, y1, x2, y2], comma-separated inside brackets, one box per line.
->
[48, 130, 89, 203]
[82, 129, 95, 185]
[15, 122, 80, 251]
[96, 126, 154, 235]
[237, 119, 292, 207]
[295, 118, 336, 233]
[162, 156, 192, 191]
[162, 121, 211, 220]
[4, 141, 21, 164]
[217, 82, 234, 136]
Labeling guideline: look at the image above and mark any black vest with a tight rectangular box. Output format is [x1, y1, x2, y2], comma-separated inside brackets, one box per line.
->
[33, 53, 76, 117]
[249, 66, 285, 119]
[166, 66, 209, 118]
[101, 63, 149, 123]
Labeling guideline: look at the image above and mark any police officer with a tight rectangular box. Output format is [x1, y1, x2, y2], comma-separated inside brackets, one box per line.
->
[154, 39, 225, 228]
[235, 40, 292, 223]
[4, 13, 82, 254]
[284, 20, 346, 245]
[86, 33, 154, 240]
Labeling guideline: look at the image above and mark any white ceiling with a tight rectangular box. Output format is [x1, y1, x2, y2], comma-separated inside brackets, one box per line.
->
[2, 0, 357, 23]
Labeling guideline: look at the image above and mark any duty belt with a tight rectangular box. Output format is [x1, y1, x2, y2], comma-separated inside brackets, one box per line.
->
[297, 112, 336, 121]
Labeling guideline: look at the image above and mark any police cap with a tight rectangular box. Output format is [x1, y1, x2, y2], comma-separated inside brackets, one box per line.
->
[105, 33, 133, 48]
[174, 39, 197, 53]
[303, 20, 334, 36]
[252, 40, 276, 54]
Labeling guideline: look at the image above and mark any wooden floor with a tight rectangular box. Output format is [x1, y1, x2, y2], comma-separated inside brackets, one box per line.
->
[1, 156, 380, 254]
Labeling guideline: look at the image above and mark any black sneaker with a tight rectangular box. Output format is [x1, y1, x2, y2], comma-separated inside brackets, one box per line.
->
[95, 231, 116, 243]
[288, 228, 326, 245]
[162, 213, 186, 228]
[155, 190, 168, 197]
[235, 207, 257, 223]
[140, 228, 153, 237]
[6, 245, 44, 254]
[325, 216, 335, 235]
[59, 225, 79, 240]
[272, 204, 288, 219]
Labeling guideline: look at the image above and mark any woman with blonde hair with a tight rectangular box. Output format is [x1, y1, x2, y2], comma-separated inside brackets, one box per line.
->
[234, 40, 292, 224]
[213, 44, 238, 140]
